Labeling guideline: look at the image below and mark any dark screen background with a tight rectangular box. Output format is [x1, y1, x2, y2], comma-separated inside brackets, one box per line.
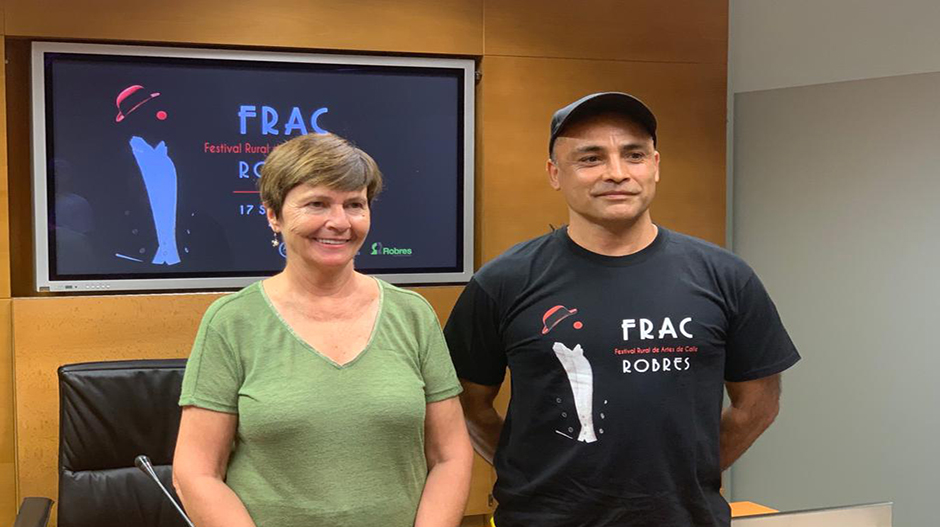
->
[44, 52, 466, 281]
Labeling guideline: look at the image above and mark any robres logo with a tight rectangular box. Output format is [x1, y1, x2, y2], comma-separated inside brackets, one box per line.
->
[370, 241, 413, 256]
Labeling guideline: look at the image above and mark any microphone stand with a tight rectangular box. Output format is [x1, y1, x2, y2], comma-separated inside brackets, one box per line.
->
[134, 455, 196, 527]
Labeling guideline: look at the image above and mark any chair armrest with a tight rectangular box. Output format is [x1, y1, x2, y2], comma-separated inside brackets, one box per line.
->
[12, 497, 53, 527]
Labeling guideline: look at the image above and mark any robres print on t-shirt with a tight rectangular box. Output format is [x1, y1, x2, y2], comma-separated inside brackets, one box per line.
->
[540, 304, 696, 444]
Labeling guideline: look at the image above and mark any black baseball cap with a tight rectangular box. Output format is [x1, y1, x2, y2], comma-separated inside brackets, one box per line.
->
[549, 92, 657, 154]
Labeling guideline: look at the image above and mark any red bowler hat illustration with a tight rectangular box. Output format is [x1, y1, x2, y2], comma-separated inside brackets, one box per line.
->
[115, 84, 160, 123]
[542, 305, 578, 335]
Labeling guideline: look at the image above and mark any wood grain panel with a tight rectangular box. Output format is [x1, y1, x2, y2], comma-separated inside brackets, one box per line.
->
[0, 300, 15, 527]
[485, 0, 727, 64]
[12, 293, 222, 513]
[479, 55, 727, 262]
[0, 12, 19, 523]
[0, 32, 11, 298]
[412, 286, 462, 327]
[5, 39, 32, 297]
[5, 0, 483, 56]
[465, 453, 495, 515]
[460, 515, 489, 527]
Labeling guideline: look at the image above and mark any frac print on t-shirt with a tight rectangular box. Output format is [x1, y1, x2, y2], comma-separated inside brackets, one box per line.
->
[618, 317, 696, 374]
[541, 305, 698, 444]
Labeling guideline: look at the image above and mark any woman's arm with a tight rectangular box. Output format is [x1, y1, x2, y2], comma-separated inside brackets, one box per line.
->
[173, 406, 257, 527]
[414, 396, 474, 527]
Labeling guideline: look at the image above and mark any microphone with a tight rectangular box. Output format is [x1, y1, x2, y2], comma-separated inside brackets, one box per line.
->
[134, 454, 196, 527]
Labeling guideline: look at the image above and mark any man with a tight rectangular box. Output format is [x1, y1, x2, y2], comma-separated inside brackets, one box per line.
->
[444, 92, 800, 527]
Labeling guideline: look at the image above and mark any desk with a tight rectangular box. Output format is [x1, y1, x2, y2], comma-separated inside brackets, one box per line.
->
[470, 502, 781, 526]
[730, 501, 779, 517]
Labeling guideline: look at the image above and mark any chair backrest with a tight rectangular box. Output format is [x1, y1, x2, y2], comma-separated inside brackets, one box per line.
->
[58, 359, 190, 527]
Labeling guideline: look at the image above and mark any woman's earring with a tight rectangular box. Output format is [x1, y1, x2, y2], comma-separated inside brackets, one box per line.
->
[271, 230, 280, 247]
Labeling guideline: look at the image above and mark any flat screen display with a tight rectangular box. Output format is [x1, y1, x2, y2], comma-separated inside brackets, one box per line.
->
[32, 42, 474, 292]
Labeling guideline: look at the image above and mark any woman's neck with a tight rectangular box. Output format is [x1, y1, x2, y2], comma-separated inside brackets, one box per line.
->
[275, 260, 360, 301]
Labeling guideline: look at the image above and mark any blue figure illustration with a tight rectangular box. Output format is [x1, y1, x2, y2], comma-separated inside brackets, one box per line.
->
[129, 136, 181, 265]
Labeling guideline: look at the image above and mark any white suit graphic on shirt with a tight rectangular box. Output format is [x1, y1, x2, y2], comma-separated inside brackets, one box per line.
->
[552, 342, 598, 443]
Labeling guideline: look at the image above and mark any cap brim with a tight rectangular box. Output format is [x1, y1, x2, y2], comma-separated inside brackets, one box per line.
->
[550, 92, 657, 152]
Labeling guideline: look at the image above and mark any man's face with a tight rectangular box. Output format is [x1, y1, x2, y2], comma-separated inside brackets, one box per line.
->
[548, 113, 660, 227]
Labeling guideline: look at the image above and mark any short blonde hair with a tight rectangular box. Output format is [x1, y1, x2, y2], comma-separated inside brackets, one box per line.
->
[259, 133, 383, 217]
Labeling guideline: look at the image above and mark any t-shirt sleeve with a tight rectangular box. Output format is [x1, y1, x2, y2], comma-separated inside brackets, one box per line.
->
[725, 271, 801, 382]
[418, 304, 463, 403]
[443, 277, 508, 386]
[179, 311, 243, 414]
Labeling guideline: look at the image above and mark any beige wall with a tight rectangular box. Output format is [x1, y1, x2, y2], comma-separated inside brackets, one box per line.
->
[0, 0, 728, 524]
[731, 0, 940, 93]
[732, 70, 940, 527]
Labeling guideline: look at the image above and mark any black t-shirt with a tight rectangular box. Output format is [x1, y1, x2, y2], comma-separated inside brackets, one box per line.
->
[444, 226, 800, 527]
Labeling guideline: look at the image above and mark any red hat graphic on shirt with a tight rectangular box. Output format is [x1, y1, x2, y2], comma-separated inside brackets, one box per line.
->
[541, 305, 579, 334]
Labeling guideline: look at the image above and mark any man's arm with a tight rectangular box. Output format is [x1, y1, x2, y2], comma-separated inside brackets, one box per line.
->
[720, 374, 782, 471]
[458, 379, 504, 465]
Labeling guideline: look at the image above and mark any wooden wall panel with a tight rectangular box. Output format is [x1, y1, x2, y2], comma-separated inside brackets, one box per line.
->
[479, 55, 727, 262]
[0, 32, 10, 299]
[0, 300, 15, 526]
[4, 0, 484, 56]
[0, 8, 19, 525]
[414, 286, 462, 327]
[485, 0, 727, 63]
[460, 515, 489, 527]
[12, 293, 222, 511]
[466, 454, 495, 515]
[5, 38, 31, 298]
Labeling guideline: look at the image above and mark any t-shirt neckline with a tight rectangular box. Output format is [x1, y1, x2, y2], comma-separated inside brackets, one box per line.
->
[256, 277, 386, 370]
[557, 224, 668, 267]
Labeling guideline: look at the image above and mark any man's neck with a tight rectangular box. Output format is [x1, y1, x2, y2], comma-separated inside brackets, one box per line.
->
[566, 213, 658, 257]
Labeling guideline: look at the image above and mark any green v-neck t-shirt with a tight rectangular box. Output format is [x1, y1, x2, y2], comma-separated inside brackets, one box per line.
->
[179, 279, 462, 527]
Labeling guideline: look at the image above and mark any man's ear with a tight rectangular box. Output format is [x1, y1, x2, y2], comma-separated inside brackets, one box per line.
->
[547, 158, 562, 190]
[653, 150, 661, 183]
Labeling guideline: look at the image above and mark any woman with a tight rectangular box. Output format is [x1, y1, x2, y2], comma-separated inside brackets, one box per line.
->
[173, 133, 473, 527]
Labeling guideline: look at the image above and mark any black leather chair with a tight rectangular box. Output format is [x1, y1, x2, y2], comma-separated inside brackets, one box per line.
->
[15, 359, 190, 527]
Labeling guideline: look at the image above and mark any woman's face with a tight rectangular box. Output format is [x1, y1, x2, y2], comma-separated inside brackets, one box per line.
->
[266, 184, 370, 272]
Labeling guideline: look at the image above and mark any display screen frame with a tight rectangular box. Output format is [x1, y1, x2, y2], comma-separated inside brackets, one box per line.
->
[31, 41, 475, 292]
